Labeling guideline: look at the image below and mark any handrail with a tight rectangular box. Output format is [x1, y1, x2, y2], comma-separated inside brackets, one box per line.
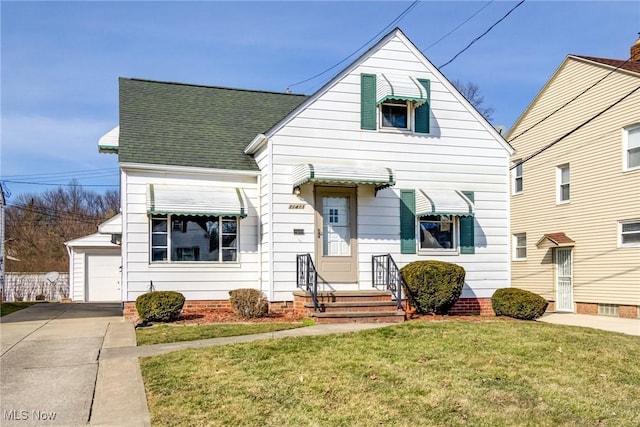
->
[372, 254, 404, 310]
[296, 254, 319, 311]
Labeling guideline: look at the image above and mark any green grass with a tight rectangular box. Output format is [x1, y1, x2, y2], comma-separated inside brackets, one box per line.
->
[136, 322, 308, 346]
[141, 320, 640, 427]
[0, 301, 40, 317]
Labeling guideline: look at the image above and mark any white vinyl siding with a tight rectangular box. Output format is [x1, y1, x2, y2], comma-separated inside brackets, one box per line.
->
[265, 33, 511, 301]
[120, 168, 259, 302]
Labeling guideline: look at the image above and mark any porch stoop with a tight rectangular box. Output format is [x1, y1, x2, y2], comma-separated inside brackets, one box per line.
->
[293, 290, 406, 324]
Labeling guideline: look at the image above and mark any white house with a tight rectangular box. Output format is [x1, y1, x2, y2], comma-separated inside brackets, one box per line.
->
[99, 28, 513, 321]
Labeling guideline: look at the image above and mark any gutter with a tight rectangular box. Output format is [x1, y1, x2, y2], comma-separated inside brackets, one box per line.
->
[244, 134, 268, 155]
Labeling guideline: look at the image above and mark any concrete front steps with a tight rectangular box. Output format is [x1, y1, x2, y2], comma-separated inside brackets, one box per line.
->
[293, 290, 406, 324]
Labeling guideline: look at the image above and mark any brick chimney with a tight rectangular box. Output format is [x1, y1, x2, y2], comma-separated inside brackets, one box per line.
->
[632, 34, 640, 62]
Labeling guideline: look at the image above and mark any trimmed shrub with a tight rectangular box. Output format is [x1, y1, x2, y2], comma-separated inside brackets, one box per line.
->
[35, 294, 46, 301]
[229, 289, 268, 318]
[136, 291, 185, 322]
[400, 261, 465, 314]
[492, 288, 548, 320]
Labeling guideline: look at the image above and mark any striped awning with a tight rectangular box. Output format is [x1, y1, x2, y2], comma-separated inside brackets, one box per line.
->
[146, 184, 246, 217]
[292, 164, 395, 190]
[415, 189, 474, 217]
[377, 73, 428, 105]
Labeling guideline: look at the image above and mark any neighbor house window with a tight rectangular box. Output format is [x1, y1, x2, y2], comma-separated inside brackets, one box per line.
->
[513, 233, 526, 260]
[624, 125, 640, 171]
[380, 99, 410, 130]
[557, 164, 570, 203]
[513, 160, 523, 194]
[419, 215, 457, 252]
[620, 220, 640, 247]
[150, 215, 238, 262]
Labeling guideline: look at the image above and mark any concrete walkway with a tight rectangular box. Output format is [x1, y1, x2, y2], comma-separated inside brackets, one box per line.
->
[538, 312, 640, 336]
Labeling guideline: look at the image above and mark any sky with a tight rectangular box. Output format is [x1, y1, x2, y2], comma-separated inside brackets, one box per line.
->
[1, 1, 639, 202]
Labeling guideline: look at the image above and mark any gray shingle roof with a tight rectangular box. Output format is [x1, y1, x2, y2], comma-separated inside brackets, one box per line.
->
[118, 78, 307, 170]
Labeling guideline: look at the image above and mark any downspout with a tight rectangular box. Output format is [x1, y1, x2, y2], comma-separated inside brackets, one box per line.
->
[257, 174, 263, 293]
[268, 138, 275, 302]
[65, 244, 72, 301]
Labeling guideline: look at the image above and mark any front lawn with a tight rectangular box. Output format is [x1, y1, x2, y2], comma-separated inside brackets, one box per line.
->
[0, 301, 40, 317]
[136, 322, 308, 346]
[141, 320, 640, 427]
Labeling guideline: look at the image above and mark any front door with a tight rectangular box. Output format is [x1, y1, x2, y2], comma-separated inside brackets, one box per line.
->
[555, 248, 574, 312]
[315, 187, 358, 283]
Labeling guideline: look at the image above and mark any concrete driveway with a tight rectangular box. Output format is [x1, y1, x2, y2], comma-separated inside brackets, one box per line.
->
[1, 303, 122, 426]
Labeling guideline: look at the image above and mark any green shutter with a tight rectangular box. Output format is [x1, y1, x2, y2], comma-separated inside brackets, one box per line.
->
[459, 191, 475, 254]
[414, 79, 430, 134]
[361, 74, 377, 130]
[400, 190, 416, 254]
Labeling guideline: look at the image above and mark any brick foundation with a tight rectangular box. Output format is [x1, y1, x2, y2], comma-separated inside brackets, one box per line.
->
[448, 297, 494, 316]
[123, 299, 298, 320]
[545, 301, 639, 319]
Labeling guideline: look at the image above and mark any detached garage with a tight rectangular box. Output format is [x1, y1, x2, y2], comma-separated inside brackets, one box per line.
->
[66, 214, 122, 302]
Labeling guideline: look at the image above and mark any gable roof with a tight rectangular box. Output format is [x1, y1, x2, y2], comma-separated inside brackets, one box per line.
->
[573, 55, 640, 75]
[506, 54, 640, 140]
[118, 78, 307, 170]
[247, 27, 513, 155]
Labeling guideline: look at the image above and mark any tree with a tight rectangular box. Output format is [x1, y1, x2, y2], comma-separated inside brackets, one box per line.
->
[5, 182, 119, 272]
[452, 79, 495, 122]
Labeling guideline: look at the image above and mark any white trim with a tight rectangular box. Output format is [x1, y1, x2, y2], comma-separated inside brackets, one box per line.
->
[255, 28, 513, 155]
[556, 164, 570, 204]
[120, 162, 260, 177]
[244, 133, 268, 155]
[622, 124, 640, 172]
[618, 219, 640, 248]
[512, 159, 523, 195]
[416, 216, 460, 256]
[512, 233, 527, 261]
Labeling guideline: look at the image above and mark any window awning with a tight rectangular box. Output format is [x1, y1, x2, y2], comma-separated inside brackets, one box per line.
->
[146, 184, 246, 217]
[292, 163, 395, 191]
[536, 232, 575, 249]
[377, 74, 428, 105]
[415, 189, 474, 217]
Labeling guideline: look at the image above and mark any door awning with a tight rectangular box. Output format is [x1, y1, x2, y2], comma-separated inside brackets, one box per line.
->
[146, 184, 246, 217]
[536, 232, 575, 249]
[415, 189, 474, 217]
[292, 163, 395, 191]
[377, 74, 428, 105]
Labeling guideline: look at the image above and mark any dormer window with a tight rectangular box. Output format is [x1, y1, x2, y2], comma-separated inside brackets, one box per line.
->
[361, 73, 430, 134]
[381, 99, 409, 129]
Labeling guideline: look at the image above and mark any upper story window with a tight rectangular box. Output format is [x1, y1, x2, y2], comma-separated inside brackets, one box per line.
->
[361, 73, 430, 134]
[513, 160, 523, 194]
[557, 164, 570, 203]
[620, 220, 640, 247]
[513, 233, 526, 260]
[624, 125, 640, 171]
[380, 99, 410, 130]
[151, 215, 238, 263]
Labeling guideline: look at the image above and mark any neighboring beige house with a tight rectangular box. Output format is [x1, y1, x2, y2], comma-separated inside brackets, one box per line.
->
[507, 38, 640, 318]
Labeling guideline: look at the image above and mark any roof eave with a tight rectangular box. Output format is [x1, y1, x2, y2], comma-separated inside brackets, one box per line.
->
[244, 134, 268, 155]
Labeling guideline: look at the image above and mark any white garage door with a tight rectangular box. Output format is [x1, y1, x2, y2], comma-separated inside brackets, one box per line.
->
[86, 254, 121, 302]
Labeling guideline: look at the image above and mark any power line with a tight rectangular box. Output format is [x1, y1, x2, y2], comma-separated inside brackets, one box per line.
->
[1, 167, 116, 179]
[2, 180, 118, 188]
[287, 0, 420, 89]
[439, 0, 525, 69]
[422, 1, 494, 52]
[511, 85, 640, 170]
[508, 56, 635, 143]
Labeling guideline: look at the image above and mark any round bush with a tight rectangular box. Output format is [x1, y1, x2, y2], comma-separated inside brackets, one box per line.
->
[135, 291, 185, 322]
[400, 261, 465, 315]
[492, 288, 548, 320]
[229, 289, 268, 318]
